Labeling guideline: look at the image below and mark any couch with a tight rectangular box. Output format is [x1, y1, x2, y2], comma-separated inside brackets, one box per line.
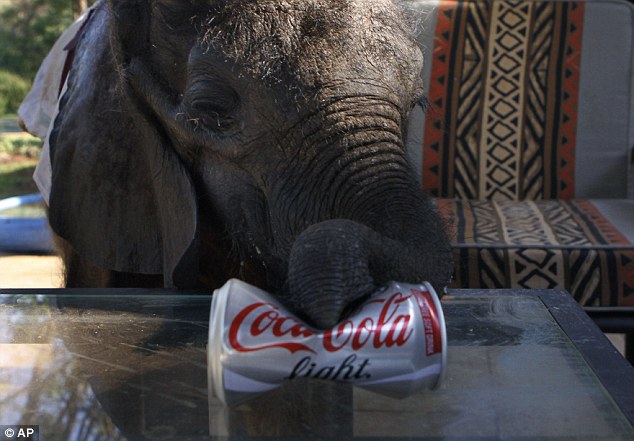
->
[406, 0, 634, 355]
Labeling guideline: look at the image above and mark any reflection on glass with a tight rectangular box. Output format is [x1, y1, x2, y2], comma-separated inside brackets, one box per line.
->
[0, 293, 632, 440]
[1, 295, 125, 441]
[353, 296, 634, 440]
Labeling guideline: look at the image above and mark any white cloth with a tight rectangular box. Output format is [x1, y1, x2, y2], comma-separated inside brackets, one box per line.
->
[18, 8, 94, 205]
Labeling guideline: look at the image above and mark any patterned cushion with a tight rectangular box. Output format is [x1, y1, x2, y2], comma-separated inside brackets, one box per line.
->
[404, 0, 634, 307]
[437, 199, 634, 307]
[406, 0, 634, 200]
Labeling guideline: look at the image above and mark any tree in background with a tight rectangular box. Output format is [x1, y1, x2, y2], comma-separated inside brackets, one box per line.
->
[71, 0, 87, 18]
[0, 0, 94, 114]
[0, 0, 74, 80]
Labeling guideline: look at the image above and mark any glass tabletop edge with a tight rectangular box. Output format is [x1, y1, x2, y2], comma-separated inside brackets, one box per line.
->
[449, 288, 634, 427]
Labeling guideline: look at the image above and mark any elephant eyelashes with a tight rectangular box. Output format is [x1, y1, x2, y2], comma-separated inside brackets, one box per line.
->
[187, 88, 240, 132]
[190, 109, 235, 132]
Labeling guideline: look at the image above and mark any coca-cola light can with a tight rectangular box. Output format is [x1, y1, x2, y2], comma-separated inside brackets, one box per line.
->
[208, 279, 447, 407]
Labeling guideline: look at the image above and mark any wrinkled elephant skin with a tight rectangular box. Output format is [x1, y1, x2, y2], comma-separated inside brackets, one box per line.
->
[46, 0, 453, 328]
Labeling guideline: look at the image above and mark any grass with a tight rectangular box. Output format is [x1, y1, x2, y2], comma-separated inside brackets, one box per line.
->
[0, 132, 42, 158]
[0, 117, 42, 200]
[0, 116, 42, 157]
[0, 159, 39, 200]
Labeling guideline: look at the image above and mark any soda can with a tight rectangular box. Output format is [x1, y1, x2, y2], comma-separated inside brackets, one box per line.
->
[208, 279, 447, 407]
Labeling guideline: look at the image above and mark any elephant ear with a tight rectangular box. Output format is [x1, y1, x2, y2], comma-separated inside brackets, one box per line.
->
[48, 3, 199, 287]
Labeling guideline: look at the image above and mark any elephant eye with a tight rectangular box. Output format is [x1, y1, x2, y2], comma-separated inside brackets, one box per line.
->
[187, 86, 240, 132]
[191, 106, 235, 131]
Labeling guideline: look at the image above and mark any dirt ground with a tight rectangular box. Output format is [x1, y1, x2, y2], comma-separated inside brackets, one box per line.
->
[0, 253, 62, 288]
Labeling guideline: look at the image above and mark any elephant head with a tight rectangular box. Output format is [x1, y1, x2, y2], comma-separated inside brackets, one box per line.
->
[48, 0, 453, 328]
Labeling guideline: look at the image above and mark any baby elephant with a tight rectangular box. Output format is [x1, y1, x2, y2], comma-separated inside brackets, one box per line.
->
[24, 0, 453, 328]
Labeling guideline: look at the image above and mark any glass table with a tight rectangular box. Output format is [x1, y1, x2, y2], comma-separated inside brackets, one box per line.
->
[1, 288, 633, 440]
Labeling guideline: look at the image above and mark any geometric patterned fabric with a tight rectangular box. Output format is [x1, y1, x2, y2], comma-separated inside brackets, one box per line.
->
[423, 0, 584, 200]
[418, 0, 634, 308]
[437, 199, 634, 307]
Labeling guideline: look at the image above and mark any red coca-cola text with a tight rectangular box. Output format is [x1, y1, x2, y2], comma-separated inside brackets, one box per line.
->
[228, 291, 420, 355]
[322, 292, 414, 351]
[228, 302, 316, 354]
[414, 289, 442, 356]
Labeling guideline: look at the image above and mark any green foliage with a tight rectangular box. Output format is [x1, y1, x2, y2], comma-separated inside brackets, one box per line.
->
[0, 159, 39, 199]
[0, 70, 31, 116]
[0, 0, 74, 80]
[0, 132, 42, 157]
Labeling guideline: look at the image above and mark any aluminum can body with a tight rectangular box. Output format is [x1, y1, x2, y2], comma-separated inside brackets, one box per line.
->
[208, 279, 447, 407]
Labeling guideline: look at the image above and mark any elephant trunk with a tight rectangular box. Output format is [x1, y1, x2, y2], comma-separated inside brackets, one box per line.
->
[279, 117, 452, 328]
[286, 218, 452, 329]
